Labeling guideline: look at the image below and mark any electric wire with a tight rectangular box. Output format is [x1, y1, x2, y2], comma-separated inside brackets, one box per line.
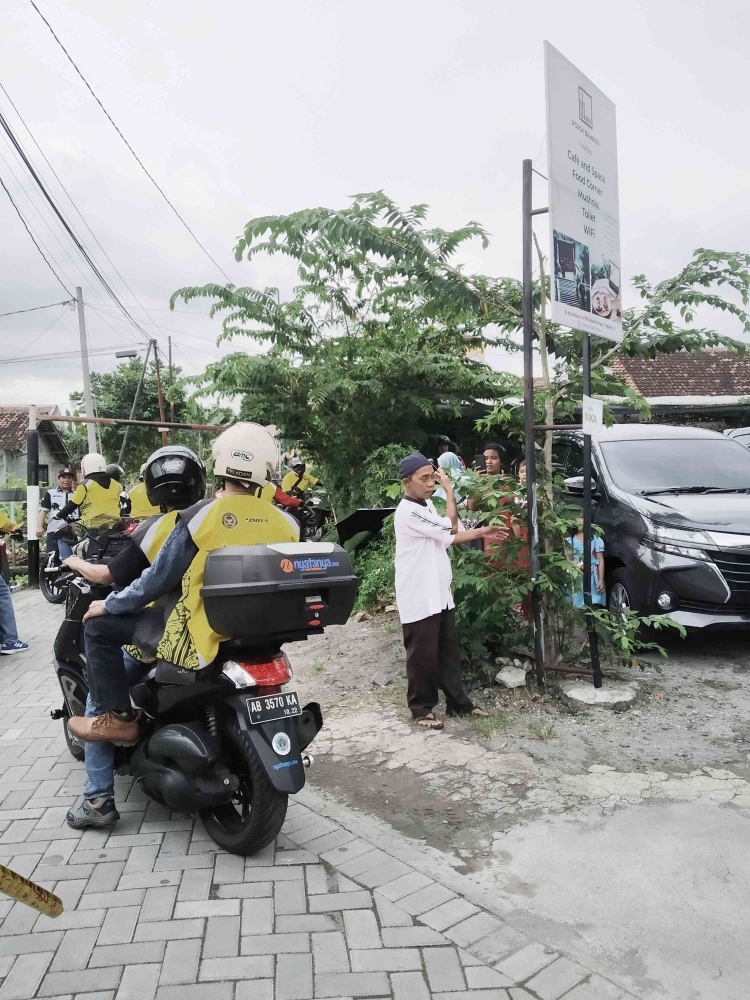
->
[0, 300, 72, 318]
[0, 175, 71, 295]
[0, 106, 158, 348]
[0, 82, 177, 351]
[0, 307, 70, 364]
[0, 342, 144, 366]
[28, 0, 233, 284]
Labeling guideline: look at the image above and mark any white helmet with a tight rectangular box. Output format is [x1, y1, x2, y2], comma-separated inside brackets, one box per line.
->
[211, 423, 278, 488]
[80, 453, 107, 477]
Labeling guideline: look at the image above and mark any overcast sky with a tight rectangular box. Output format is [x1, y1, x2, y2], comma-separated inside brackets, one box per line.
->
[1, 0, 748, 416]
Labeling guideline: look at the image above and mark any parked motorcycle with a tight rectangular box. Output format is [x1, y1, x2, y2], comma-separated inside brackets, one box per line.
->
[52, 541, 357, 854]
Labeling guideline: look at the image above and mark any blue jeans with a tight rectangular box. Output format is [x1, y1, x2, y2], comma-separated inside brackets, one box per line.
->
[0, 575, 18, 644]
[46, 534, 73, 562]
[83, 652, 149, 800]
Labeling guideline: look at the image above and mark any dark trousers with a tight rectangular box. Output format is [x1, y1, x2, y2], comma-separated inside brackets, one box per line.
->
[84, 614, 141, 712]
[402, 608, 474, 720]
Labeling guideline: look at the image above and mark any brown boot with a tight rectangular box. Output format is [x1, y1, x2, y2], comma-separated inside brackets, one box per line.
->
[68, 712, 139, 746]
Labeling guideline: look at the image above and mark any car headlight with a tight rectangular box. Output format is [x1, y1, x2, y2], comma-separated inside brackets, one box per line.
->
[642, 521, 714, 561]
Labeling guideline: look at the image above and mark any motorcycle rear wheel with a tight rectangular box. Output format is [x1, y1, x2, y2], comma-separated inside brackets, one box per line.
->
[199, 717, 287, 855]
[41, 570, 66, 604]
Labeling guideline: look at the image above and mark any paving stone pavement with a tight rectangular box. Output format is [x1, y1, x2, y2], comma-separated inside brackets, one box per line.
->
[0, 590, 637, 1000]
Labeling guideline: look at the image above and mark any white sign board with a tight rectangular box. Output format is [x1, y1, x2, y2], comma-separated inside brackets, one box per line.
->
[582, 394, 603, 436]
[544, 42, 622, 343]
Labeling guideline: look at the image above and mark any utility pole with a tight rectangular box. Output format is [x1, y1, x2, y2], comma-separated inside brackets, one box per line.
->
[117, 342, 152, 467]
[153, 342, 169, 446]
[168, 336, 175, 441]
[75, 287, 97, 454]
[26, 406, 39, 589]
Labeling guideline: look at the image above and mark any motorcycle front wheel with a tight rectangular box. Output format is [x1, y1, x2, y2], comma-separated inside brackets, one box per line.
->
[199, 717, 287, 855]
[41, 570, 66, 604]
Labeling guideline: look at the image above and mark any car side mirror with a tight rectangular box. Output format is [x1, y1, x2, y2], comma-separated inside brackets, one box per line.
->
[564, 476, 599, 497]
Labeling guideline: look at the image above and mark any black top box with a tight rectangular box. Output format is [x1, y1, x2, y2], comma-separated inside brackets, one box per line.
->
[201, 543, 358, 645]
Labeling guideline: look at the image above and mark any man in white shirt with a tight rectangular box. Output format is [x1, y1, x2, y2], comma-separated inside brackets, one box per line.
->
[394, 453, 507, 730]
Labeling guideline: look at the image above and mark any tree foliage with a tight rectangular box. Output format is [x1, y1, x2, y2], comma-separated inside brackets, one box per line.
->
[172, 192, 521, 510]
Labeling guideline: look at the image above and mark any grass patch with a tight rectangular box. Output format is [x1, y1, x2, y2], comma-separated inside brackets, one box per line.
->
[464, 711, 511, 740]
[309, 659, 326, 675]
[526, 720, 558, 741]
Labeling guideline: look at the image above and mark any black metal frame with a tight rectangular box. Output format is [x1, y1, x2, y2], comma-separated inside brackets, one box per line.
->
[522, 159, 602, 689]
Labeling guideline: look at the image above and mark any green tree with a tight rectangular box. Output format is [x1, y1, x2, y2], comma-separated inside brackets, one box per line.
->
[65, 358, 231, 479]
[171, 192, 521, 511]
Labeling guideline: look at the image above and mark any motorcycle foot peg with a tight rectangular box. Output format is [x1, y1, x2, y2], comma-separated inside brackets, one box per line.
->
[50, 709, 65, 720]
[302, 753, 314, 768]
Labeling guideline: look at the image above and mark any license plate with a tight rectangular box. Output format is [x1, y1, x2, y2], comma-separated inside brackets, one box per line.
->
[247, 691, 301, 724]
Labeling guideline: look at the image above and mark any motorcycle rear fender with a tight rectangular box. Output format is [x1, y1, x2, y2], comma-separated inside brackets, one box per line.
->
[226, 694, 306, 794]
[53, 658, 88, 717]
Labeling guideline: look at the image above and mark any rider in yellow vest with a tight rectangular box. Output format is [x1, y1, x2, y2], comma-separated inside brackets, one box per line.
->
[281, 457, 318, 497]
[128, 464, 162, 521]
[68, 423, 300, 746]
[56, 454, 127, 531]
[63, 445, 207, 831]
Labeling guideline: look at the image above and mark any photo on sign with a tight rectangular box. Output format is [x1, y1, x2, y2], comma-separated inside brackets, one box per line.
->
[553, 231, 590, 313]
[590, 258, 621, 321]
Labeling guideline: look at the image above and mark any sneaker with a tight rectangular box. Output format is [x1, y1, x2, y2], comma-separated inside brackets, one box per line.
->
[0, 641, 29, 655]
[66, 796, 120, 830]
[67, 711, 139, 746]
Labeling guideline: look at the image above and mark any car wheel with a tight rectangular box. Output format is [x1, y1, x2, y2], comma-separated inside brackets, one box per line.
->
[607, 568, 640, 617]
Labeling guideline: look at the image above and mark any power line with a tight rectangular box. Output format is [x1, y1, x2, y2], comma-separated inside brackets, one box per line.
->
[28, 0, 233, 285]
[0, 106, 154, 346]
[0, 175, 72, 295]
[0, 300, 72, 318]
[0, 81, 176, 347]
[0, 342, 144, 366]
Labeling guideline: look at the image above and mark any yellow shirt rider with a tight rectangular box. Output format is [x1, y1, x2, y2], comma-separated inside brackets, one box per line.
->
[56, 454, 127, 530]
[128, 463, 162, 521]
[281, 458, 318, 497]
[68, 423, 300, 746]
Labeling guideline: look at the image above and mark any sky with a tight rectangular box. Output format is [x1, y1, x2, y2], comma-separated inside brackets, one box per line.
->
[1, 0, 748, 416]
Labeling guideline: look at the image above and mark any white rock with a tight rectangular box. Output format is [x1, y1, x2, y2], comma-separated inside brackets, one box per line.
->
[560, 679, 640, 710]
[495, 665, 528, 689]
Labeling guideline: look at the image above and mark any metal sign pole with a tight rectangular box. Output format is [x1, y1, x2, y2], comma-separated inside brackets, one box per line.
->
[522, 159, 546, 689]
[581, 330, 603, 687]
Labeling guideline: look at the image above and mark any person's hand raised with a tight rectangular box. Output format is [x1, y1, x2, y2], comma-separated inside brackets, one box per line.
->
[434, 468, 452, 491]
[480, 524, 509, 543]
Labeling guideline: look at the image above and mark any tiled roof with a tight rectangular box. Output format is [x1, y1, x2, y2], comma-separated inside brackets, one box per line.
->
[612, 351, 750, 398]
[0, 406, 65, 454]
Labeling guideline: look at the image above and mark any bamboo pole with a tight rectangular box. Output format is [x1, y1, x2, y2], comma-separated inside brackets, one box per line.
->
[0, 866, 63, 918]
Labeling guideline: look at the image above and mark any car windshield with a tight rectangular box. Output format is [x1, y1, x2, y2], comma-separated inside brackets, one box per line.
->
[599, 438, 750, 493]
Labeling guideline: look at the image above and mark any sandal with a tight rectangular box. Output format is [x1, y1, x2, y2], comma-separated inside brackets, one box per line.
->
[414, 713, 444, 731]
[471, 708, 489, 718]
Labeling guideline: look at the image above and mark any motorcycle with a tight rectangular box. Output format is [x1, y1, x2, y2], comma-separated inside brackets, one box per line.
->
[41, 522, 122, 606]
[52, 540, 357, 854]
[282, 489, 333, 543]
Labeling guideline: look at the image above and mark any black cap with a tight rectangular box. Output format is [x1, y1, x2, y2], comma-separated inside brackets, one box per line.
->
[58, 467, 74, 477]
[398, 453, 432, 479]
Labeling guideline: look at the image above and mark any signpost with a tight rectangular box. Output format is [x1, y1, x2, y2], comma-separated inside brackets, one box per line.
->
[544, 42, 621, 688]
[523, 45, 620, 689]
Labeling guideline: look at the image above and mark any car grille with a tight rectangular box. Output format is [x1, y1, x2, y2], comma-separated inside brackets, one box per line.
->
[711, 551, 750, 595]
[679, 599, 750, 615]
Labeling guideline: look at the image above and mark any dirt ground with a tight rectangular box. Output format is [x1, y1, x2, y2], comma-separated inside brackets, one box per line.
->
[288, 612, 750, 862]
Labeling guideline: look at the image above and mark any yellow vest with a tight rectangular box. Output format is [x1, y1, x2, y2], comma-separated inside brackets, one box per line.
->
[281, 471, 318, 494]
[129, 481, 161, 521]
[130, 510, 181, 563]
[156, 495, 299, 670]
[70, 477, 123, 529]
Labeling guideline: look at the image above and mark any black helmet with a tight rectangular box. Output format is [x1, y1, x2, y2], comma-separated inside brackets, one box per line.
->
[144, 446, 206, 509]
[105, 463, 125, 482]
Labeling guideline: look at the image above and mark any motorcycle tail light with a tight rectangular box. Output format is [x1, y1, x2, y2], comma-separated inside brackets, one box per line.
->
[222, 653, 293, 689]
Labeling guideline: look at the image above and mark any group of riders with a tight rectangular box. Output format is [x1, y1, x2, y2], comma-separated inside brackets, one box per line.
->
[24, 424, 320, 830]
